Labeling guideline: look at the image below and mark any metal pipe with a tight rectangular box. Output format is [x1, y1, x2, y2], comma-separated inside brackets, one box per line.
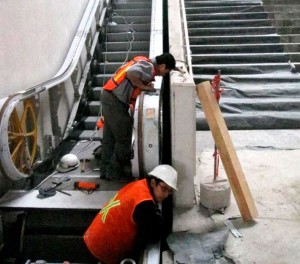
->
[120, 259, 136, 264]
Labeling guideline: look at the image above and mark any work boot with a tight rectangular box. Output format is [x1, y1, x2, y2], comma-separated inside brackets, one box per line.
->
[122, 162, 132, 179]
[100, 172, 107, 179]
[99, 168, 107, 179]
[106, 169, 133, 182]
[106, 165, 122, 181]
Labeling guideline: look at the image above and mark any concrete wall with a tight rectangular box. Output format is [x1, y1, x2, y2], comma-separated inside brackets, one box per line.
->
[169, 0, 196, 207]
[0, 0, 89, 98]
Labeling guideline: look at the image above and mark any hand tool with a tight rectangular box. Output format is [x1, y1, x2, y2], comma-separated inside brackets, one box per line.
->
[38, 177, 71, 197]
[74, 181, 99, 193]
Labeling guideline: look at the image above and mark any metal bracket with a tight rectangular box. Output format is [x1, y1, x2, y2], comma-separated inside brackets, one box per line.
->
[224, 220, 243, 238]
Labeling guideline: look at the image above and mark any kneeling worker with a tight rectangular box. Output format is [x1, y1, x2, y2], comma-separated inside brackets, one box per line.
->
[83, 164, 178, 264]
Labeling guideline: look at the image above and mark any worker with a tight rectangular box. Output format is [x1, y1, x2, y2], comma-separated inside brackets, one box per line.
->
[83, 164, 178, 264]
[99, 53, 176, 181]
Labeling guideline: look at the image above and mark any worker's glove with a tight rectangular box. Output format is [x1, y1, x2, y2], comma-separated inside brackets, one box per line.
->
[144, 83, 155, 93]
[155, 207, 162, 215]
[129, 104, 135, 116]
[147, 87, 156, 93]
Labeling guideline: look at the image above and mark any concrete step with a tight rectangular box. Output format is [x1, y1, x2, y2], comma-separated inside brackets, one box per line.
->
[192, 63, 295, 75]
[188, 43, 287, 54]
[191, 53, 299, 64]
[185, 4, 263, 13]
[193, 72, 300, 84]
[186, 18, 272, 27]
[186, 11, 269, 20]
[184, 0, 262, 8]
[189, 34, 280, 45]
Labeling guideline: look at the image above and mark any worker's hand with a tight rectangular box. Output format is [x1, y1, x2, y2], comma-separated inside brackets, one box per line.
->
[147, 87, 156, 93]
[143, 82, 156, 93]
[129, 104, 135, 116]
[155, 208, 163, 218]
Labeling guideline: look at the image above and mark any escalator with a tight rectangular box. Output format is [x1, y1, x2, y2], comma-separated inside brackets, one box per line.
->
[184, 0, 300, 129]
[0, 0, 161, 263]
[68, 0, 152, 141]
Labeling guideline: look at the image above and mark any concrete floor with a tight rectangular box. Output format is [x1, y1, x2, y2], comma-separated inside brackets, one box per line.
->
[173, 130, 300, 264]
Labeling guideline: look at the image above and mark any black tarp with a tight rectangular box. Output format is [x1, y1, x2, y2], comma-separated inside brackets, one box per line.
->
[196, 68, 300, 130]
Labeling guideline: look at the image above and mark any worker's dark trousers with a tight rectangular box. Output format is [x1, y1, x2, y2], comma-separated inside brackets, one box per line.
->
[100, 90, 132, 179]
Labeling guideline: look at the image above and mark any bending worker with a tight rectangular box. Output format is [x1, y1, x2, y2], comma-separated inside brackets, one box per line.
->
[83, 164, 178, 264]
[100, 53, 176, 181]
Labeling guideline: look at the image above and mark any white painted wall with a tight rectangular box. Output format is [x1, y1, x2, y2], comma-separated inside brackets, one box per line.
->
[0, 0, 89, 97]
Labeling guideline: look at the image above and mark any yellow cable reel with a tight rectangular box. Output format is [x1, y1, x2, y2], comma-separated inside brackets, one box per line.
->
[8, 99, 37, 175]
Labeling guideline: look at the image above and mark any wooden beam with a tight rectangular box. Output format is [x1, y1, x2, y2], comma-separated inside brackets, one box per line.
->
[196, 81, 258, 221]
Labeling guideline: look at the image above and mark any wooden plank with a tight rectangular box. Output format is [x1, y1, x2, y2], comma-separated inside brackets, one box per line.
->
[196, 81, 258, 221]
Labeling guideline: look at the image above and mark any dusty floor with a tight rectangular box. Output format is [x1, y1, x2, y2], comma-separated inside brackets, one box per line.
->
[173, 130, 300, 264]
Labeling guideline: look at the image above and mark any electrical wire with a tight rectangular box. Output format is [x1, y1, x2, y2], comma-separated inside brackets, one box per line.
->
[75, 10, 137, 154]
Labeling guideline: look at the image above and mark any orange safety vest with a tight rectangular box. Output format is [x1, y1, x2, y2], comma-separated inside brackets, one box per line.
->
[103, 56, 152, 91]
[83, 179, 154, 264]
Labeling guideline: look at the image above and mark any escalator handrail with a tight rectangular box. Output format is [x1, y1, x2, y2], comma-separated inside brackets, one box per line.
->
[180, 0, 193, 77]
[0, 0, 107, 181]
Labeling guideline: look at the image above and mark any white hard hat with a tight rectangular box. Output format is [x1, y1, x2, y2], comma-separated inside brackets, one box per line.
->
[148, 165, 178, 190]
[56, 154, 79, 172]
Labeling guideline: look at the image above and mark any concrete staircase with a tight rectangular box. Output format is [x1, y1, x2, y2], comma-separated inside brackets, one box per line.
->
[185, 0, 300, 129]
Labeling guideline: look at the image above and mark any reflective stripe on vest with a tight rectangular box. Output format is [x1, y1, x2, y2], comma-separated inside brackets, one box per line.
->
[103, 56, 152, 91]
